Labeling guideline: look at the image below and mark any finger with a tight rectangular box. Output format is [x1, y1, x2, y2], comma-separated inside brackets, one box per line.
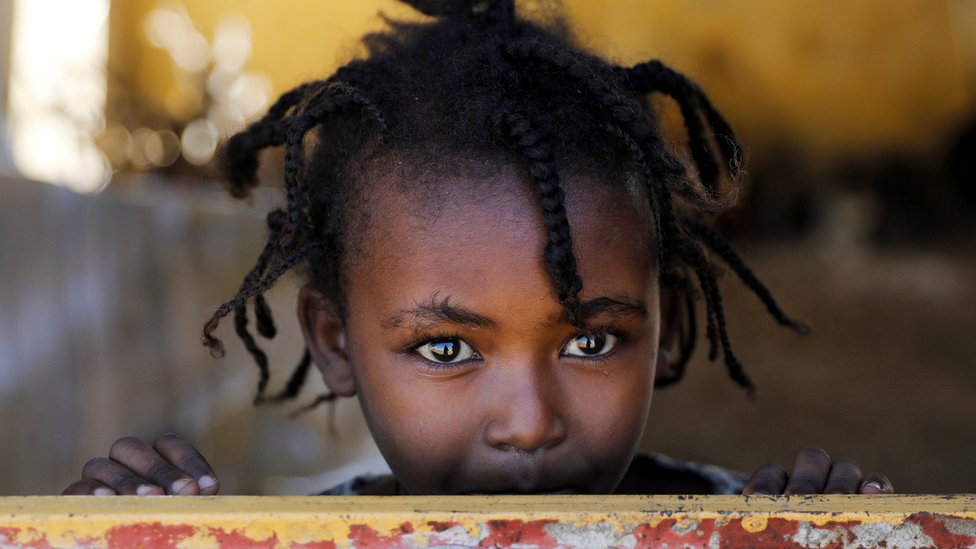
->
[784, 447, 832, 494]
[153, 434, 220, 495]
[109, 436, 196, 495]
[823, 458, 862, 494]
[742, 463, 788, 495]
[82, 457, 165, 496]
[61, 479, 116, 496]
[859, 472, 894, 494]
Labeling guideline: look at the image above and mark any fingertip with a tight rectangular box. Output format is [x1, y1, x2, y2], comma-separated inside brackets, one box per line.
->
[62, 479, 114, 496]
[137, 484, 165, 496]
[197, 475, 219, 495]
[860, 473, 894, 494]
[171, 478, 199, 496]
[859, 481, 884, 494]
[743, 463, 789, 496]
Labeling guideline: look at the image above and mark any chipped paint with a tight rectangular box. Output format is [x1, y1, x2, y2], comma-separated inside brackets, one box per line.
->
[0, 495, 973, 548]
[740, 515, 768, 533]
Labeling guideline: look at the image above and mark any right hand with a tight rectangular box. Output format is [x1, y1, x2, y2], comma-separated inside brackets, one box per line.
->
[61, 434, 219, 496]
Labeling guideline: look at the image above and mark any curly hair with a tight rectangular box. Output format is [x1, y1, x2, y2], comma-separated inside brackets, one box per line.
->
[202, 0, 807, 405]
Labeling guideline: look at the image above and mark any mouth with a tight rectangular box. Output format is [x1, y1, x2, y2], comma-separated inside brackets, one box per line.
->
[448, 455, 596, 495]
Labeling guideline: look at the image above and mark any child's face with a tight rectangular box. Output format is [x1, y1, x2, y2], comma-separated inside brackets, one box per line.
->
[301, 167, 662, 495]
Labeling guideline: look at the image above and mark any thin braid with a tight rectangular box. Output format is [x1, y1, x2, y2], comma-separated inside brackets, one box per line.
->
[289, 392, 338, 420]
[494, 109, 583, 324]
[202, 208, 285, 357]
[700, 269, 755, 394]
[234, 303, 272, 403]
[222, 80, 332, 198]
[619, 62, 719, 194]
[206, 208, 284, 375]
[620, 60, 744, 183]
[688, 244, 722, 362]
[684, 219, 810, 334]
[254, 294, 276, 339]
[202, 242, 323, 357]
[678, 238, 754, 392]
[261, 349, 313, 404]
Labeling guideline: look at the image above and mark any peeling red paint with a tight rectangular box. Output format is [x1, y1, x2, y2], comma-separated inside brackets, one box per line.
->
[289, 541, 338, 549]
[0, 527, 21, 543]
[908, 512, 976, 548]
[348, 523, 414, 548]
[427, 520, 460, 532]
[479, 519, 558, 548]
[104, 522, 194, 549]
[209, 527, 278, 548]
[0, 526, 53, 549]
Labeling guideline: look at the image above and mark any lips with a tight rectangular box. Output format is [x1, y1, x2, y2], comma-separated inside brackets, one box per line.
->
[446, 455, 595, 495]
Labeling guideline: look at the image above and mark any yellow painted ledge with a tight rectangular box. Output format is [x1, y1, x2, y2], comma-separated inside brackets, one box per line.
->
[1, 495, 974, 548]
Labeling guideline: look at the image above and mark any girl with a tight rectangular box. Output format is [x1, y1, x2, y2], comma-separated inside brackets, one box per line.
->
[63, 0, 891, 497]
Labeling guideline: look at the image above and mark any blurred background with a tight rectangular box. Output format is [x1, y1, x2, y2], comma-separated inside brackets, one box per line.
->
[1, 0, 974, 495]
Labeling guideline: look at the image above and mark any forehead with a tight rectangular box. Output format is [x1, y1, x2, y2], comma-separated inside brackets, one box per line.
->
[344, 163, 656, 295]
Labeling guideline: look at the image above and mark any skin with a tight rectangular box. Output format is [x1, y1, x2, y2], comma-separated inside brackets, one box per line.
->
[62, 167, 893, 496]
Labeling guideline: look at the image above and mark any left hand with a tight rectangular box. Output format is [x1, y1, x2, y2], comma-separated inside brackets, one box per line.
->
[741, 447, 893, 495]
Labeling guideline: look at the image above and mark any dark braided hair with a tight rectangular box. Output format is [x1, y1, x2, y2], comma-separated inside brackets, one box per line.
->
[202, 0, 807, 406]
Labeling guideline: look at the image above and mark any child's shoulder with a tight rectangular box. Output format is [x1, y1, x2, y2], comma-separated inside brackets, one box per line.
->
[614, 453, 747, 495]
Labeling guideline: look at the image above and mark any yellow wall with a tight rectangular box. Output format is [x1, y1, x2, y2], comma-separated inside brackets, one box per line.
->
[109, 0, 975, 163]
[571, 0, 973, 160]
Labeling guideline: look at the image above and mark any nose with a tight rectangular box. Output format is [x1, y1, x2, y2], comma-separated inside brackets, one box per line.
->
[483, 363, 567, 453]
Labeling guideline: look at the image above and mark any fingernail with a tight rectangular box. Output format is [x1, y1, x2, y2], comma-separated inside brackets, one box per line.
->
[170, 478, 193, 495]
[197, 475, 217, 491]
[862, 481, 883, 492]
[94, 487, 114, 496]
[136, 484, 157, 496]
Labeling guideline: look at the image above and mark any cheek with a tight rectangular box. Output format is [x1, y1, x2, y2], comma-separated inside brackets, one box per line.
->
[579, 359, 654, 450]
[350, 347, 479, 492]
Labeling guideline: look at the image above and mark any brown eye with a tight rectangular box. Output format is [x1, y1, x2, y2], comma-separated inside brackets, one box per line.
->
[562, 333, 618, 357]
[415, 338, 476, 364]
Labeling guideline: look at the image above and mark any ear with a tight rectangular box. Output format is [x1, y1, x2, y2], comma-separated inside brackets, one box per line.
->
[654, 287, 684, 384]
[297, 285, 356, 397]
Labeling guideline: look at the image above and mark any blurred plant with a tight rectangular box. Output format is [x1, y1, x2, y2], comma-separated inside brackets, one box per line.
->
[96, 2, 271, 180]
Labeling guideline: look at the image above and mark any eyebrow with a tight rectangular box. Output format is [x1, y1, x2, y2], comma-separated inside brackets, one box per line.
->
[383, 295, 498, 330]
[572, 296, 648, 325]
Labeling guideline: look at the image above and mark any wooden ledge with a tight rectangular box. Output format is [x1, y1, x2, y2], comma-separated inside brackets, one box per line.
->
[1, 495, 974, 548]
